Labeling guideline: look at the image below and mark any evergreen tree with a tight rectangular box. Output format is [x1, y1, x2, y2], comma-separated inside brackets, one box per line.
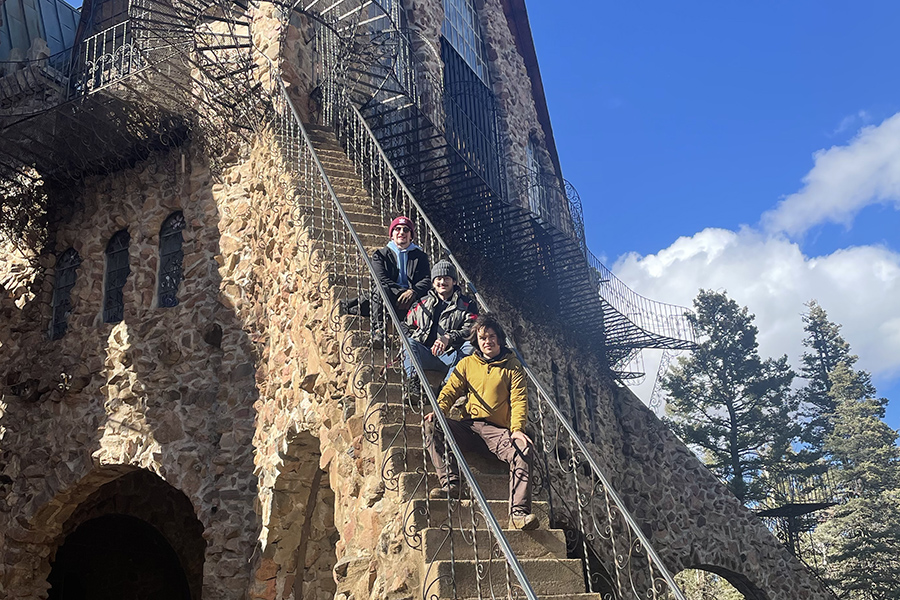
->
[815, 364, 900, 599]
[672, 569, 744, 600]
[663, 290, 798, 504]
[797, 301, 873, 455]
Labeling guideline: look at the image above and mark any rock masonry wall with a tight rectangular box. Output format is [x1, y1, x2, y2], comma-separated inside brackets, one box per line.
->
[0, 126, 427, 600]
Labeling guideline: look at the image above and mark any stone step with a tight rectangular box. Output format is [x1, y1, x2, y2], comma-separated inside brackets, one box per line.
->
[426, 557, 586, 597]
[407, 499, 552, 532]
[458, 595, 603, 600]
[421, 527, 566, 562]
[399, 470, 510, 503]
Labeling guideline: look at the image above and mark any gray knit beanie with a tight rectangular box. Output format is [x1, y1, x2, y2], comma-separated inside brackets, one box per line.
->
[431, 260, 457, 281]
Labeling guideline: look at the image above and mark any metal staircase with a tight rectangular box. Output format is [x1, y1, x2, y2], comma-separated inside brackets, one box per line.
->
[300, 0, 697, 374]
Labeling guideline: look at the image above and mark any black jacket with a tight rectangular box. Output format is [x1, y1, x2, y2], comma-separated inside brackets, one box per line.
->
[404, 288, 478, 349]
[372, 244, 431, 301]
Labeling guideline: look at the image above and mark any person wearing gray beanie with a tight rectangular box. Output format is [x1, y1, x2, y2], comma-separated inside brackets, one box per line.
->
[431, 259, 457, 282]
[402, 258, 476, 390]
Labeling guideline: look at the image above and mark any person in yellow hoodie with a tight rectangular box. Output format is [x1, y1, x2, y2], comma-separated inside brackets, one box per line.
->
[424, 314, 537, 530]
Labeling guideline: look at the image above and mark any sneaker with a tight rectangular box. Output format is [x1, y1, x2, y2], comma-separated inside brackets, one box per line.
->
[508, 512, 539, 530]
[428, 483, 461, 500]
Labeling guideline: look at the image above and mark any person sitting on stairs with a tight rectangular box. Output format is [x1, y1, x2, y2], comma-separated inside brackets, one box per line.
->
[401, 259, 477, 396]
[423, 314, 538, 530]
[340, 216, 431, 343]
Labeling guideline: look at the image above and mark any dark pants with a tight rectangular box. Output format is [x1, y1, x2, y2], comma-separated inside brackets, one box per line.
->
[424, 418, 533, 515]
[344, 287, 405, 329]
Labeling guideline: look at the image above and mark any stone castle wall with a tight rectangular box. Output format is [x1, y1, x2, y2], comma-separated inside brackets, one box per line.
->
[0, 128, 429, 600]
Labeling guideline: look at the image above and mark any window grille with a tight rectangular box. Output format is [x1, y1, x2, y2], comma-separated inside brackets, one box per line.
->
[50, 248, 81, 340]
[441, 37, 502, 195]
[442, 0, 489, 84]
[158, 211, 186, 308]
[103, 229, 131, 323]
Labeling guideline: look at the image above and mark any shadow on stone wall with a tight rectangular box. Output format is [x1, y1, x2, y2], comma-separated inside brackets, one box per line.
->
[0, 144, 263, 598]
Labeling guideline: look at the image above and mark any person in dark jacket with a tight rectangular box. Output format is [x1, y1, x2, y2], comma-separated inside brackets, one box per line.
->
[340, 216, 431, 340]
[402, 260, 477, 386]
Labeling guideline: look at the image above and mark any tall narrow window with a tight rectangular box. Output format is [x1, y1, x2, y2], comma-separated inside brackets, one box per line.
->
[442, 0, 489, 83]
[441, 0, 502, 195]
[158, 211, 186, 308]
[567, 371, 580, 434]
[103, 229, 131, 323]
[526, 139, 547, 218]
[584, 384, 597, 443]
[50, 248, 81, 340]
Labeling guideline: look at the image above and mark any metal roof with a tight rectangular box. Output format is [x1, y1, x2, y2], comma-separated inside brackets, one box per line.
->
[1, 0, 80, 61]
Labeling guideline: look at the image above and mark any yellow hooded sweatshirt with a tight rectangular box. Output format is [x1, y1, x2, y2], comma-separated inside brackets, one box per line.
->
[436, 349, 528, 433]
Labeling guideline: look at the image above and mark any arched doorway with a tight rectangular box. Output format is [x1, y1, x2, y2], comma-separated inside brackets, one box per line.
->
[47, 514, 191, 600]
[672, 566, 767, 600]
[45, 470, 206, 600]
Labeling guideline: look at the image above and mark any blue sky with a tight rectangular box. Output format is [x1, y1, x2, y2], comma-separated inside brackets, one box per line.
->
[528, 1, 900, 429]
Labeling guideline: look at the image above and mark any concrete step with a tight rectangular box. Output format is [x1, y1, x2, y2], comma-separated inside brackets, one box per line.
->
[407, 499, 552, 532]
[426, 557, 586, 597]
[421, 527, 566, 561]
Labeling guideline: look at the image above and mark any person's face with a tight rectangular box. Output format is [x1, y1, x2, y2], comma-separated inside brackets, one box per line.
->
[391, 224, 412, 249]
[432, 275, 455, 298]
[477, 327, 500, 358]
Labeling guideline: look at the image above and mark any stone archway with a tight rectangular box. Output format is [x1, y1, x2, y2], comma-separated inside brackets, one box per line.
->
[673, 566, 768, 600]
[47, 514, 191, 600]
[255, 431, 339, 600]
[45, 470, 206, 600]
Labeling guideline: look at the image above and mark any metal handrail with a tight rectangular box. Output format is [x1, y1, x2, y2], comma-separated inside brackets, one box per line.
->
[268, 73, 539, 600]
[330, 86, 688, 600]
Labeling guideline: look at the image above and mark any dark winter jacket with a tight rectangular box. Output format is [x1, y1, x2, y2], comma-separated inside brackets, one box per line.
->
[371, 244, 431, 301]
[404, 288, 478, 349]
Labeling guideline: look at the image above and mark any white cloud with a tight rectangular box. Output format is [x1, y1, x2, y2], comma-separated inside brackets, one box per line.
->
[832, 110, 872, 136]
[761, 112, 900, 237]
[613, 229, 900, 407]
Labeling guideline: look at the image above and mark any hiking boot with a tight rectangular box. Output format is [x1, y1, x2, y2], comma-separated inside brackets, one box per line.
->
[429, 482, 461, 500]
[509, 512, 539, 530]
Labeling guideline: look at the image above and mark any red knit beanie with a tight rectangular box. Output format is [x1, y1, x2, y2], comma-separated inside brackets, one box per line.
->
[389, 216, 414, 238]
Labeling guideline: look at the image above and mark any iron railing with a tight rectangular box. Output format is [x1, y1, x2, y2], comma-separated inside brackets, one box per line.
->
[267, 64, 540, 600]
[322, 81, 687, 599]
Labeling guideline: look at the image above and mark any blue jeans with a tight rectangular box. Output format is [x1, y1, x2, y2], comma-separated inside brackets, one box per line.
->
[403, 340, 474, 384]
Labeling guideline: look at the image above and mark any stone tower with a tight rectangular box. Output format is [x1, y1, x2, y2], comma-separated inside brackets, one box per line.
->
[0, 0, 834, 599]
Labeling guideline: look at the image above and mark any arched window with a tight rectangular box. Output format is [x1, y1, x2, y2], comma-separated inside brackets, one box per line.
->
[157, 211, 186, 308]
[50, 248, 81, 340]
[103, 229, 131, 323]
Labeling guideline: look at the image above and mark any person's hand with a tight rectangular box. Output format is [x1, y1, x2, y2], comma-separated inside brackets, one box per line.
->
[511, 430, 532, 446]
[431, 334, 451, 356]
[397, 289, 416, 312]
[424, 412, 435, 422]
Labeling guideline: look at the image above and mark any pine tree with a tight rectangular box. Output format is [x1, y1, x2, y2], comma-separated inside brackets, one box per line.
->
[663, 290, 798, 504]
[797, 301, 873, 455]
[814, 364, 900, 599]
